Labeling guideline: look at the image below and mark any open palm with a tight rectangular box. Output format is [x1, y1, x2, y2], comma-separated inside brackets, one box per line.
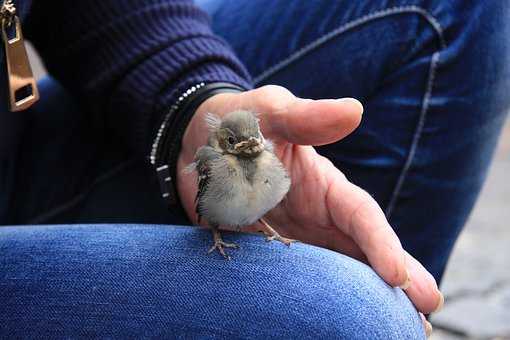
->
[177, 85, 442, 316]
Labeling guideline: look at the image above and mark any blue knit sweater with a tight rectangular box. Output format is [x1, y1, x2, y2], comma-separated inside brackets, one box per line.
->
[0, 0, 252, 158]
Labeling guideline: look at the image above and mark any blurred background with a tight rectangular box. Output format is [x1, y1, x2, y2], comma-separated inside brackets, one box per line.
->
[429, 119, 510, 340]
[27, 43, 509, 340]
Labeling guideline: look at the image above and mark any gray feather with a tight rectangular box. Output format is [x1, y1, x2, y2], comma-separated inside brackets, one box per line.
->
[205, 113, 222, 132]
[189, 110, 291, 228]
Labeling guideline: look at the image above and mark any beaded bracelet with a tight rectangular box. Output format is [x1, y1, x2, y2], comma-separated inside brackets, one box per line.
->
[150, 82, 206, 166]
[150, 82, 245, 209]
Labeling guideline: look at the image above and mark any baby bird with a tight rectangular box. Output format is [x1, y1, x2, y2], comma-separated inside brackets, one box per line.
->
[186, 110, 294, 259]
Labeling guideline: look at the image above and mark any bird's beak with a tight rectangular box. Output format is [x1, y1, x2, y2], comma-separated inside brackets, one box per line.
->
[234, 137, 264, 156]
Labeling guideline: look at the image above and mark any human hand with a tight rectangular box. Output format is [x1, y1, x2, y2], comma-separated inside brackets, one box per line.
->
[177, 85, 443, 320]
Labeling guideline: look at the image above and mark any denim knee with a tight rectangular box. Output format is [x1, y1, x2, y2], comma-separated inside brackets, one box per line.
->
[252, 243, 426, 339]
[0, 225, 424, 339]
[178, 228, 426, 339]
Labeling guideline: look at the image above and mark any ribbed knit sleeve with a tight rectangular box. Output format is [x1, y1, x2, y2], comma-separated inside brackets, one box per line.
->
[24, 0, 253, 155]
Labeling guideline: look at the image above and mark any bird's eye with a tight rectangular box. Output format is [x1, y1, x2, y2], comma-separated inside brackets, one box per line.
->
[227, 136, 235, 145]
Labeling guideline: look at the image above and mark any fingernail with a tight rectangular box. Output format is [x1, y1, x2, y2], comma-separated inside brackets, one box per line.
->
[338, 97, 364, 114]
[419, 313, 433, 338]
[433, 291, 445, 313]
[399, 268, 411, 290]
[425, 321, 433, 337]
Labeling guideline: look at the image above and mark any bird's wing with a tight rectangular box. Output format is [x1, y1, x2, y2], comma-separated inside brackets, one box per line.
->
[194, 146, 222, 223]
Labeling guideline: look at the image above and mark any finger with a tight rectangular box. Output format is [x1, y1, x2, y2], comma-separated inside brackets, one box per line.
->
[326, 168, 409, 288]
[404, 252, 444, 314]
[248, 85, 363, 146]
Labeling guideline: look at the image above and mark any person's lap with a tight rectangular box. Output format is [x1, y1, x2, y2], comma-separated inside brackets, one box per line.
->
[0, 224, 424, 339]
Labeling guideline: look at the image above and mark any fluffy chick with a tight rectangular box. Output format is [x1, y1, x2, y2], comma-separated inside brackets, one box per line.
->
[186, 110, 294, 259]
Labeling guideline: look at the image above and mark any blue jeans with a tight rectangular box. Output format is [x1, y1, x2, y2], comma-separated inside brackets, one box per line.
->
[1, 0, 509, 338]
[0, 225, 423, 339]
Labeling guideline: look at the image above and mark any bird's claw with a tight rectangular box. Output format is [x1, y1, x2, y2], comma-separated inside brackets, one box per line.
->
[259, 218, 297, 247]
[208, 239, 239, 260]
[265, 234, 297, 246]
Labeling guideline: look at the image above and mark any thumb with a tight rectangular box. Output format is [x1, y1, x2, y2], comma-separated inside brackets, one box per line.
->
[248, 85, 364, 146]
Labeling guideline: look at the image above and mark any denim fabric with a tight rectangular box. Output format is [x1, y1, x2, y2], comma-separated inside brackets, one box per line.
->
[0, 224, 424, 339]
[198, 0, 510, 280]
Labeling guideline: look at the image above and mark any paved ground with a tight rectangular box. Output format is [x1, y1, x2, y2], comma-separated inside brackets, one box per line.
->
[26, 44, 509, 339]
[430, 119, 510, 340]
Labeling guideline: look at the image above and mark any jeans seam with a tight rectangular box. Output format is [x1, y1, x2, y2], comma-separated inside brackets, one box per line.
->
[385, 51, 440, 218]
[27, 158, 138, 224]
[253, 5, 447, 84]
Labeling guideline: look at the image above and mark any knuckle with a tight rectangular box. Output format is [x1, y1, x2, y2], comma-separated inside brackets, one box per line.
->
[347, 190, 374, 234]
[353, 189, 375, 216]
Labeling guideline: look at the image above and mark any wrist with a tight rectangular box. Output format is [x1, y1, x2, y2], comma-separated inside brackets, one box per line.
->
[151, 82, 245, 209]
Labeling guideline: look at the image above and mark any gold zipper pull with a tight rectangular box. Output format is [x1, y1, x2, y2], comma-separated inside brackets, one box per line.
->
[1, 0, 39, 112]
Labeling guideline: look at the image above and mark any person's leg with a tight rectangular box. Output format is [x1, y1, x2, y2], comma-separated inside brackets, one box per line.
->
[0, 224, 425, 339]
[1, 77, 189, 226]
[198, 0, 510, 281]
